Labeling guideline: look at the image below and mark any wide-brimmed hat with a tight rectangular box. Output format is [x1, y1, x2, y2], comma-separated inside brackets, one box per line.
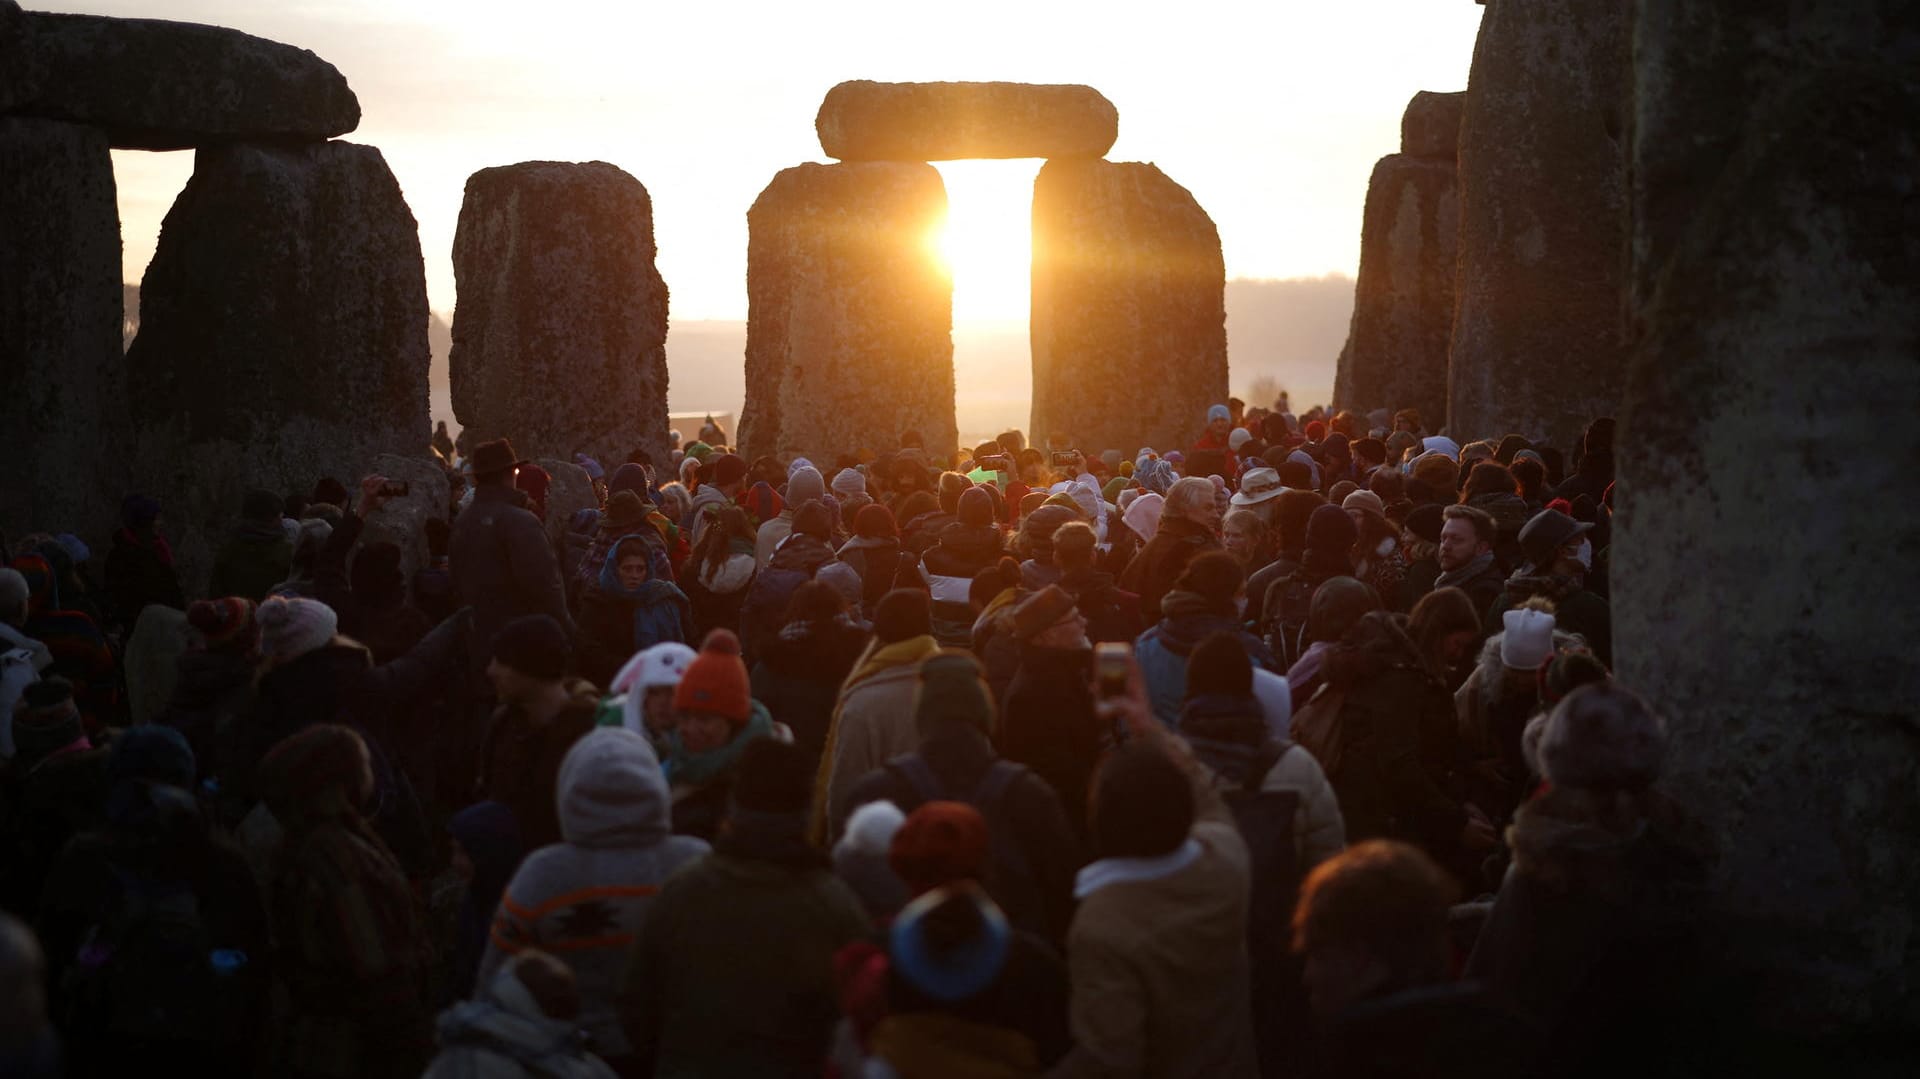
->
[469, 438, 523, 478]
[1519, 509, 1595, 569]
[1230, 467, 1284, 506]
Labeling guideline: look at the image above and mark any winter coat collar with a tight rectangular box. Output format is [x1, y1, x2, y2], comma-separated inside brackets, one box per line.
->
[1074, 839, 1202, 899]
[1434, 550, 1497, 590]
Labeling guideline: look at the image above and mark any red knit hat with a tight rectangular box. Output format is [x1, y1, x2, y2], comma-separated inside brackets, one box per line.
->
[889, 801, 990, 896]
[187, 597, 258, 654]
[673, 628, 752, 724]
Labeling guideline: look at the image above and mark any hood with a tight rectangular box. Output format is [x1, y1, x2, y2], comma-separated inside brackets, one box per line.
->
[450, 800, 525, 903]
[556, 727, 668, 848]
[0, 622, 52, 671]
[698, 550, 757, 594]
[436, 966, 603, 1074]
[1324, 611, 1426, 688]
[933, 521, 1002, 558]
[1019, 558, 1062, 591]
[769, 532, 835, 573]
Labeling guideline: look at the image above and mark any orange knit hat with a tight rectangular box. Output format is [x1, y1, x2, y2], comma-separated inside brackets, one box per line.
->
[672, 629, 752, 724]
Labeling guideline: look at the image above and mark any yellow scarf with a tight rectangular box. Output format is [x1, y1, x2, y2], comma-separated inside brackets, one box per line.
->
[808, 633, 940, 842]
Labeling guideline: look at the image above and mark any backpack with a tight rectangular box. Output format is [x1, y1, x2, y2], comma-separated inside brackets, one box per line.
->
[1290, 682, 1351, 781]
[1212, 741, 1309, 1075]
[62, 854, 249, 1048]
[1262, 570, 1320, 668]
[884, 755, 1042, 933]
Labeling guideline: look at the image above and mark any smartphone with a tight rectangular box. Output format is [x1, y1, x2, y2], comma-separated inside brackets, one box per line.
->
[975, 453, 1012, 472]
[379, 480, 411, 498]
[1094, 641, 1131, 700]
[1050, 449, 1080, 469]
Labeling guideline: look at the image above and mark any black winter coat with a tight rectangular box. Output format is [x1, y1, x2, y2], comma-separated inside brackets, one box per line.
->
[449, 484, 571, 674]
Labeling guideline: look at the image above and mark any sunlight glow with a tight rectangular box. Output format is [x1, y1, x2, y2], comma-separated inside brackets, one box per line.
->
[933, 160, 1041, 324]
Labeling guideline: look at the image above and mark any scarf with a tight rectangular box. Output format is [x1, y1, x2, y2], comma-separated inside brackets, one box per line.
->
[1075, 839, 1202, 899]
[809, 633, 941, 840]
[1433, 549, 1496, 590]
[665, 705, 774, 787]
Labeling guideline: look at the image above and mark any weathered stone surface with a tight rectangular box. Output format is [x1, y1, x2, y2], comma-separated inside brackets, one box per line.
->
[1447, 0, 1627, 449]
[1399, 90, 1464, 160]
[0, 118, 126, 546]
[125, 140, 429, 593]
[362, 453, 450, 585]
[0, 2, 43, 112]
[818, 80, 1117, 161]
[534, 458, 595, 550]
[1332, 149, 1457, 423]
[1030, 159, 1226, 458]
[8, 12, 358, 150]
[1615, 1, 1920, 1042]
[450, 161, 670, 469]
[740, 162, 955, 462]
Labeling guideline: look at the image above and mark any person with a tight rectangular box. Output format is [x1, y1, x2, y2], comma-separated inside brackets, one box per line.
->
[830, 800, 910, 922]
[1489, 508, 1611, 665]
[1467, 684, 1714, 1078]
[1050, 661, 1259, 1077]
[755, 464, 827, 567]
[1121, 476, 1222, 622]
[451, 440, 574, 676]
[814, 589, 941, 838]
[0, 912, 58, 1078]
[1459, 462, 1531, 571]
[1, 678, 111, 913]
[1429, 503, 1508, 629]
[154, 597, 258, 775]
[1344, 491, 1407, 611]
[11, 554, 115, 732]
[1, 567, 53, 763]
[572, 482, 672, 608]
[1396, 503, 1446, 610]
[1242, 488, 1328, 628]
[1257, 503, 1356, 667]
[102, 493, 183, 632]
[997, 587, 1107, 827]
[677, 503, 757, 642]
[685, 453, 749, 544]
[35, 726, 269, 1077]
[478, 614, 599, 850]
[478, 728, 709, 1072]
[750, 581, 869, 762]
[425, 951, 618, 1079]
[921, 486, 1005, 645]
[662, 629, 779, 842]
[1454, 603, 1587, 821]
[836, 653, 1082, 943]
[1221, 508, 1267, 571]
[1013, 502, 1080, 590]
[1135, 551, 1277, 728]
[1293, 841, 1536, 1079]
[208, 488, 294, 602]
[442, 801, 523, 1011]
[258, 724, 431, 1079]
[740, 501, 838, 658]
[1407, 586, 1484, 694]
[837, 503, 912, 616]
[602, 641, 696, 757]
[1308, 605, 1493, 884]
[621, 738, 870, 1076]
[311, 477, 432, 664]
[1051, 521, 1144, 645]
[1283, 576, 1381, 711]
[1195, 402, 1235, 453]
[575, 533, 692, 688]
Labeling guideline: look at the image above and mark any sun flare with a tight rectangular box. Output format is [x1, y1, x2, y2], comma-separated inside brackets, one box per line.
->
[932, 160, 1042, 325]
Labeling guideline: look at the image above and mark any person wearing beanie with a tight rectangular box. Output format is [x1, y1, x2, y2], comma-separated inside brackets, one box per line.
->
[839, 653, 1082, 944]
[151, 597, 260, 773]
[739, 499, 842, 659]
[1196, 402, 1234, 453]
[451, 438, 574, 678]
[257, 595, 339, 667]
[813, 590, 941, 841]
[102, 491, 184, 634]
[1014, 503, 1080, 589]
[1455, 598, 1596, 821]
[10, 553, 116, 733]
[427, 951, 620, 1079]
[919, 486, 1006, 646]
[479, 614, 601, 850]
[679, 504, 758, 643]
[1057, 673, 1260, 1079]
[753, 464, 826, 567]
[1398, 502, 1449, 610]
[685, 453, 748, 546]
[660, 628, 780, 843]
[1467, 684, 1713, 1073]
[1134, 550, 1277, 728]
[750, 581, 870, 761]
[1252, 502, 1357, 666]
[476, 729, 707, 1069]
[35, 722, 274, 1076]
[848, 880, 1071, 1076]
[623, 738, 869, 1077]
[0, 677, 112, 917]
[1489, 509, 1611, 666]
[998, 586, 1109, 839]
[1051, 520, 1145, 646]
[833, 800, 911, 922]
[1342, 489, 1408, 612]
[835, 503, 909, 618]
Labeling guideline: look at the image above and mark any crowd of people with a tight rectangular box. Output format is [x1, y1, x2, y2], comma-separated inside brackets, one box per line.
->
[0, 399, 1724, 1077]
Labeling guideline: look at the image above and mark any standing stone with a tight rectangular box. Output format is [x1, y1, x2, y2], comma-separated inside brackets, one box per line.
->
[740, 162, 954, 462]
[1332, 91, 1462, 426]
[1447, 0, 1628, 450]
[0, 118, 125, 546]
[1030, 159, 1226, 457]
[125, 139, 429, 593]
[0, 1, 43, 112]
[7, 12, 359, 150]
[450, 162, 670, 469]
[817, 81, 1118, 161]
[1614, 1, 1920, 1043]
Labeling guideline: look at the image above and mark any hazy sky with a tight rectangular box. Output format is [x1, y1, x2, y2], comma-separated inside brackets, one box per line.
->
[72, 0, 1482, 324]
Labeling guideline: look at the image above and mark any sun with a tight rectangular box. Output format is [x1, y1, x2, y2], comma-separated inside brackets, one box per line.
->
[932, 160, 1042, 324]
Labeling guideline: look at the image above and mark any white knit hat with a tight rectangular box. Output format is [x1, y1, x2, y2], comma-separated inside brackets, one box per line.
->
[258, 596, 337, 663]
[831, 467, 867, 497]
[1228, 427, 1253, 451]
[1500, 608, 1556, 670]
